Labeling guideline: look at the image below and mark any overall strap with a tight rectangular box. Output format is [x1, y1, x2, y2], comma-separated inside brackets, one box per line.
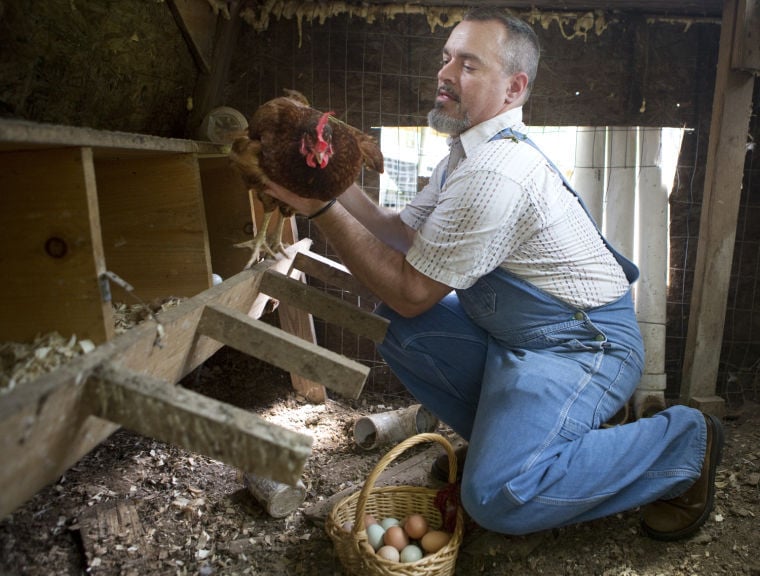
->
[489, 127, 640, 284]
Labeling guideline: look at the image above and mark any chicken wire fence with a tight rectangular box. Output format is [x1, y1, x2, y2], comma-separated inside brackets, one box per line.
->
[235, 10, 760, 404]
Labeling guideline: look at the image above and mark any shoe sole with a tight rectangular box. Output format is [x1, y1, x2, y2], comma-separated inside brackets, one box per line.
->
[642, 413, 725, 541]
[430, 447, 466, 483]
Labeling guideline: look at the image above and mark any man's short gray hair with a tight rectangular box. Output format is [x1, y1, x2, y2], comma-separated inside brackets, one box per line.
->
[463, 7, 540, 98]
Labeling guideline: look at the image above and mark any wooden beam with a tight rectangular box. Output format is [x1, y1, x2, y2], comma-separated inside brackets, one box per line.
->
[0, 118, 223, 155]
[167, 0, 218, 74]
[260, 270, 389, 343]
[731, 0, 760, 71]
[680, 0, 756, 407]
[86, 364, 312, 485]
[186, 0, 242, 138]
[292, 250, 377, 300]
[196, 302, 368, 399]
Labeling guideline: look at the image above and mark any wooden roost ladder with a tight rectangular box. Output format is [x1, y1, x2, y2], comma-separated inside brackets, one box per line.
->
[0, 243, 388, 518]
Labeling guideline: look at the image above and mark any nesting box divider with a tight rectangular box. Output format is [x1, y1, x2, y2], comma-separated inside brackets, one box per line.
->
[198, 155, 254, 280]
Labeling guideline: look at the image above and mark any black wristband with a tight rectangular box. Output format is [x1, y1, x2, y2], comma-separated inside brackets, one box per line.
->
[307, 198, 337, 220]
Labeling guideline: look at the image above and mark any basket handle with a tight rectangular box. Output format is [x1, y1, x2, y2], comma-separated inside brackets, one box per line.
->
[351, 432, 457, 534]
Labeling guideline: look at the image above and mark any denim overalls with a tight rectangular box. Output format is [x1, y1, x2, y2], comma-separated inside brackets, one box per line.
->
[376, 129, 708, 534]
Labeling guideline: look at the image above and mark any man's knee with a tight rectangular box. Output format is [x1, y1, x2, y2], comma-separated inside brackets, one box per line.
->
[460, 479, 541, 535]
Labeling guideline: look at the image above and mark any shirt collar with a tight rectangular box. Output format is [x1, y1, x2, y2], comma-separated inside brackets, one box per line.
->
[457, 107, 526, 158]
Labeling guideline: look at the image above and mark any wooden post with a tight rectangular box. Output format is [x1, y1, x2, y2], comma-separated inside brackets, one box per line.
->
[680, 0, 757, 414]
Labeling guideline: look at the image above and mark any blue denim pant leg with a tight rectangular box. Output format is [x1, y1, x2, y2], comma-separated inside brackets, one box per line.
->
[461, 340, 706, 534]
[375, 292, 488, 438]
[376, 273, 709, 535]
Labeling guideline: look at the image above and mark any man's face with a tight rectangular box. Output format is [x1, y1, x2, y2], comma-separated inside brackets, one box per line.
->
[428, 19, 513, 135]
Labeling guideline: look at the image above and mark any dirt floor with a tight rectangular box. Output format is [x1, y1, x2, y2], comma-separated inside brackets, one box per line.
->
[1, 344, 759, 576]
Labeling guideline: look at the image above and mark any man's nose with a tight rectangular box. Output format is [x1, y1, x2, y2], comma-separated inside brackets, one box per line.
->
[438, 60, 455, 82]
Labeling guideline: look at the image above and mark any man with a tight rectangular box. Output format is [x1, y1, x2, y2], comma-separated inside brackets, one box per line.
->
[263, 7, 723, 541]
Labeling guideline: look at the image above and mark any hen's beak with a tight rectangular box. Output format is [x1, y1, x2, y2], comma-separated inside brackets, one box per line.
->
[314, 151, 330, 168]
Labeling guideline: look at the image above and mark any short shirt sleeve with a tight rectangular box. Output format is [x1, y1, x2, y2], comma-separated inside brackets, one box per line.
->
[405, 159, 537, 289]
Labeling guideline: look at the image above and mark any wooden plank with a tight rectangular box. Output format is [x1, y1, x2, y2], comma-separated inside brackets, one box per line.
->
[198, 155, 254, 279]
[277, 218, 326, 403]
[95, 153, 212, 302]
[196, 302, 368, 400]
[278, 265, 327, 403]
[0, 118, 223, 155]
[79, 500, 156, 575]
[0, 259, 280, 518]
[292, 250, 377, 300]
[167, 0, 217, 74]
[0, 147, 113, 344]
[186, 0, 242, 138]
[245, 186, 327, 401]
[680, 0, 756, 405]
[260, 270, 389, 343]
[87, 364, 312, 485]
[731, 0, 760, 71]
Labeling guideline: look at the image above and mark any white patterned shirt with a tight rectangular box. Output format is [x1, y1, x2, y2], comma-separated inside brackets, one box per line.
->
[400, 108, 630, 309]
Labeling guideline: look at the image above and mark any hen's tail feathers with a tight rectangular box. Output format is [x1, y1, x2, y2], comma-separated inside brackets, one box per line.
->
[358, 136, 385, 174]
[327, 116, 385, 174]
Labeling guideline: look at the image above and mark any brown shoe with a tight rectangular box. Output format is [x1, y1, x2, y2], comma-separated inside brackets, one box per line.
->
[641, 413, 724, 541]
[431, 445, 468, 482]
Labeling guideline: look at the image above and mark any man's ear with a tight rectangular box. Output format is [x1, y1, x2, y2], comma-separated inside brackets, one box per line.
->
[505, 72, 530, 104]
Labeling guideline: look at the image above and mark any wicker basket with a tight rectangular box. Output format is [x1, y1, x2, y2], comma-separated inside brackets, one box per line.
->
[326, 433, 464, 576]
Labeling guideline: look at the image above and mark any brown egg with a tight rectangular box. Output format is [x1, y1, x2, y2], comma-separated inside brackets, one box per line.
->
[376, 545, 400, 562]
[420, 530, 451, 554]
[403, 514, 428, 540]
[383, 524, 410, 551]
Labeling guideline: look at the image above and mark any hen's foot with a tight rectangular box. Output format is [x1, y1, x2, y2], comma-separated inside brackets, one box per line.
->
[234, 211, 278, 268]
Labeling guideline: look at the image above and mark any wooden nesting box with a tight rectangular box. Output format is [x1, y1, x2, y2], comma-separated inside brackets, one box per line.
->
[0, 118, 388, 518]
[0, 119, 253, 343]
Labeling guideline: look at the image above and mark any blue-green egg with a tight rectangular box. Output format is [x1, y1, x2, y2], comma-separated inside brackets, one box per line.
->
[380, 517, 399, 530]
[399, 544, 424, 563]
[366, 523, 386, 551]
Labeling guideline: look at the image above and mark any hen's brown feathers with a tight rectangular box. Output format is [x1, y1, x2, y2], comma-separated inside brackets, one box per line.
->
[230, 90, 383, 207]
[228, 90, 383, 264]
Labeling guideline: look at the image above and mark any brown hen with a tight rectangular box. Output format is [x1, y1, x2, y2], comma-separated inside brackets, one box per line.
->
[229, 90, 384, 267]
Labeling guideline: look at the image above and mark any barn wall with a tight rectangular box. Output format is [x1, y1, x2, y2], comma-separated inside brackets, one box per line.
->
[225, 10, 717, 129]
[0, 1, 757, 403]
[0, 0, 196, 135]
